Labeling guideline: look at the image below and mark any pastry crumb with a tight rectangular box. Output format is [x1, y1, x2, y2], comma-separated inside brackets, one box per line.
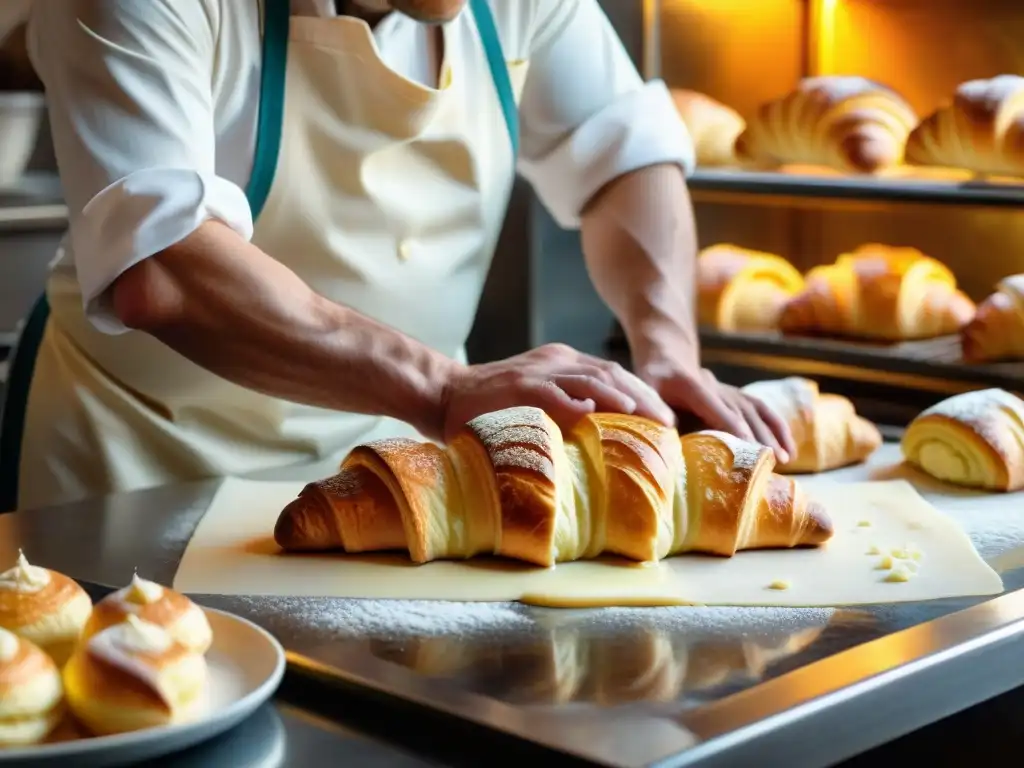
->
[856, 520, 872, 528]
[907, 522, 925, 530]
[865, 544, 881, 555]
[876, 555, 894, 570]
[884, 565, 913, 583]
[767, 579, 791, 591]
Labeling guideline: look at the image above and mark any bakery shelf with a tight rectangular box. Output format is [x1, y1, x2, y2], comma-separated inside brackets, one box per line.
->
[605, 325, 1024, 427]
[687, 168, 1024, 211]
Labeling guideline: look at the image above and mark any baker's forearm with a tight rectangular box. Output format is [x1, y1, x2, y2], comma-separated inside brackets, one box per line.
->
[111, 220, 454, 435]
[580, 163, 699, 365]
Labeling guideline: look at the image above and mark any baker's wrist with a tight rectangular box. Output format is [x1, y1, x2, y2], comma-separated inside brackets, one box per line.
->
[413, 351, 465, 441]
[624, 315, 700, 374]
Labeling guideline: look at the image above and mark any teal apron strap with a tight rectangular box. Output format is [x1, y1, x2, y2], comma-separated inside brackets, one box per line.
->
[248, 0, 291, 216]
[0, 295, 51, 512]
[469, 0, 519, 158]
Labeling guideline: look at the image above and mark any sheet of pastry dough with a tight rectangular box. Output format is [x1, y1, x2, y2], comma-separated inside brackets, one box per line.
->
[173, 476, 1002, 607]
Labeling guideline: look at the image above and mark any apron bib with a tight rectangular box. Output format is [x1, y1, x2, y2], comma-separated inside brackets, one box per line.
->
[16, 0, 521, 509]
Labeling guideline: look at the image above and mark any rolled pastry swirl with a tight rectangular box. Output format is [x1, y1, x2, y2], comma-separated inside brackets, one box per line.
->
[902, 389, 1024, 492]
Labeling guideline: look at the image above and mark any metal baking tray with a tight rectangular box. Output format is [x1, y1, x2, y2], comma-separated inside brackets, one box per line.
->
[605, 325, 1024, 427]
[6, 470, 1024, 768]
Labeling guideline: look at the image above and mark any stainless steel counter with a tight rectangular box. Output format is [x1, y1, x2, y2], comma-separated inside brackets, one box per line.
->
[3, 472, 1024, 767]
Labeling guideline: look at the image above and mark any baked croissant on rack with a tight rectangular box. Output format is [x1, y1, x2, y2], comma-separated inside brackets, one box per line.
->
[670, 89, 746, 167]
[741, 377, 882, 473]
[902, 388, 1024, 492]
[733, 76, 918, 174]
[778, 244, 976, 341]
[274, 408, 834, 566]
[697, 244, 805, 332]
[961, 275, 1024, 363]
[905, 75, 1024, 177]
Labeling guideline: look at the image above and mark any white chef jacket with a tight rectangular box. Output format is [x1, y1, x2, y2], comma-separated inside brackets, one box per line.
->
[27, 0, 693, 334]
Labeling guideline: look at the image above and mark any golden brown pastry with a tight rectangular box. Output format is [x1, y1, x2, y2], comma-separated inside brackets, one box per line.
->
[83, 574, 212, 655]
[779, 244, 976, 341]
[0, 552, 93, 666]
[274, 407, 833, 566]
[902, 389, 1024, 492]
[697, 244, 805, 332]
[741, 377, 882, 473]
[0, 628, 64, 747]
[670, 89, 746, 167]
[63, 615, 208, 736]
[734, 76, 917, 174]
[906, 75, 1024, 177]
[961, 275, 1024, 363]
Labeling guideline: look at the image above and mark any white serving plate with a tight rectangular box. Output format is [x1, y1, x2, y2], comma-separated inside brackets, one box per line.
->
[0, 608, 286, 767]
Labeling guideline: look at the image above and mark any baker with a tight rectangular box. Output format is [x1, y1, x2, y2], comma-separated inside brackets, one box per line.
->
[2, 0, 792, 512]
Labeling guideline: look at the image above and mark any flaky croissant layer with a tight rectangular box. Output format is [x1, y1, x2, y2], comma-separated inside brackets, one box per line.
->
[902, 389, 1024, 492]
[275, 408, 834, 567]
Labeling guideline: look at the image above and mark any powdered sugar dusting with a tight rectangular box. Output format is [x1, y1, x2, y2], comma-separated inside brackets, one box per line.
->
[700, 430, 763, 470]
[919, 389, 1011, 429]
[222, 595, 833, 642]
[227, 596, 535, 641]
[468, 407, 555, 479]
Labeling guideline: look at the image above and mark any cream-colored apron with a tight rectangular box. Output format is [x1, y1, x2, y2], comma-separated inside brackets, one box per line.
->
[18, 0, 525, 509]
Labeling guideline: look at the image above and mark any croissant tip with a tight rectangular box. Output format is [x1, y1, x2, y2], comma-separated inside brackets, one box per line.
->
[274, 494, 339, 552]
[805, 501, 835, 545]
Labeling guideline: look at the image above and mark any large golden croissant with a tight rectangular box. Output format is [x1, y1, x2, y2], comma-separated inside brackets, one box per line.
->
[741, 377, 882, 473]
[902, 389, 1024, 492]
[733, 76, 917, 174]
[905, 75, 1024, 177]
[670, 89, 746, 167]
[274, 408, 833, 566]
[697, 244, 805, 332]
[961, 275, 1024, 363]
[778, 244, 976, 341]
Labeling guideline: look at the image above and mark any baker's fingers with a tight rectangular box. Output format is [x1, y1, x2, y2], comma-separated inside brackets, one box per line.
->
[746, 395, 795, 461]
[576, 355, 675, 426]
[734, 395, 789, 464]
[661, 373, 756, 442]
[551, 374, 637, 415]
[524, 379, 597, 430]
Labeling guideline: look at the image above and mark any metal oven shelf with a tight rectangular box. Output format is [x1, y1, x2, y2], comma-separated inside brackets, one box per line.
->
[605, 326, 1024, 427]
[687, 169, 1024, 210]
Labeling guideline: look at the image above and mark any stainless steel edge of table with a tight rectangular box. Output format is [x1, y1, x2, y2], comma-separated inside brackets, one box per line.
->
[3, 472, 1024, 767]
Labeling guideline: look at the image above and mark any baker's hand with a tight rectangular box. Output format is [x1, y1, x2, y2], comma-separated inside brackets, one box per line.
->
[438, 343, 676, 441]
[634, 355, 795, 464]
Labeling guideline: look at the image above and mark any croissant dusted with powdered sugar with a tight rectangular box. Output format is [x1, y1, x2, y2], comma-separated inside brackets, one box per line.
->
[741, 377, 882, 473]
[906, 75, 1024, 177]
[902, 389, 1024, 492]
[734, 76, 917, 174]
[779, 244, 976, 341]
[274, 408, 833, 567]
[961, 275, 1024, 363]
[697, 244, 805, 332]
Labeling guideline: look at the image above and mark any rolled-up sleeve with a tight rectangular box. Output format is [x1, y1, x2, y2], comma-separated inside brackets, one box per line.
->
[517, 0, 695, 229]
[27, 0, 253, 333]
